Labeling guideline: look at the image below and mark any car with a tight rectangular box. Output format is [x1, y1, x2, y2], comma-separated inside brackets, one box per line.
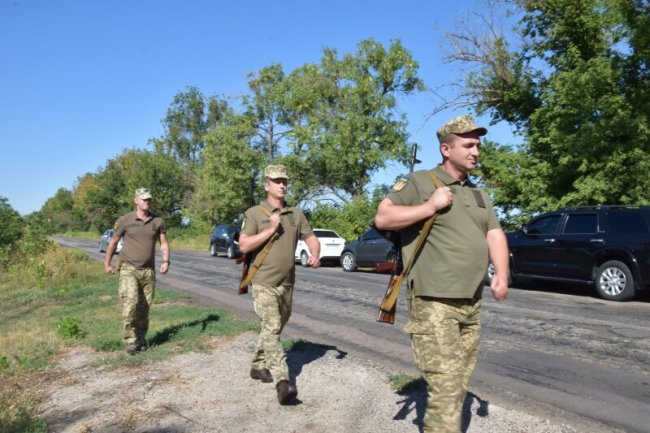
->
[294, 229, 346, 266]
[99, 229, 123, 254]
[340, 228, 397, 272]
[209, 224, 241, 259]
[502, 205, 650, 301]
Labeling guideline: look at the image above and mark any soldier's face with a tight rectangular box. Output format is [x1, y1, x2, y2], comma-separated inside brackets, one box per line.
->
[442, 131, 481, 174]
[134, 196, 152, 211]
[264, 178, 288, 199]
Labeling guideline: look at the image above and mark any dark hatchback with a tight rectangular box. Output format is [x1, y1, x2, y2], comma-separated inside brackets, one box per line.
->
[340, 228, 397, 272]
[504, 205, 650, 301]
[209, 224, 241, 259]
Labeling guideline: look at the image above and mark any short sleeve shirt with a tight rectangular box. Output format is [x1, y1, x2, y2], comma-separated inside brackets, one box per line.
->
[386, 166, 501, 298]
[240, 201, 314, 286]
[113, 211, 166, 269]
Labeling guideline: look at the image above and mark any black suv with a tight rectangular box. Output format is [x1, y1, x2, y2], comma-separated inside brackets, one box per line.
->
[505, 205, 650, 301]
[209, 224, 241, 259]
[340, 228, 396, 272]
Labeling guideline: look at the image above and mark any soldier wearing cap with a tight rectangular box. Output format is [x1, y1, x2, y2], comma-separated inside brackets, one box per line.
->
[238, 164, 321, 405]
[374, 115, 509, 432]
[104, 187, 170, 355]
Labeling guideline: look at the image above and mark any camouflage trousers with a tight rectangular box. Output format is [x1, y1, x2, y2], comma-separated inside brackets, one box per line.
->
[404, 295, 481, 433]
[251, 283, 293, 384]
[118, 263, 156, 346]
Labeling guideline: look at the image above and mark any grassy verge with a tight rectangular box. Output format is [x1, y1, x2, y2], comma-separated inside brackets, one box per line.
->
[0, 242, 255, 432]
[62, 227, 212, 252]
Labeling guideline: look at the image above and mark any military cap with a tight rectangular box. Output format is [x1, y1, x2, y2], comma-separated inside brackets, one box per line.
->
[436, 114, 487, 143]
[134, 187, 153, 200]
[264, 164, 289, 180]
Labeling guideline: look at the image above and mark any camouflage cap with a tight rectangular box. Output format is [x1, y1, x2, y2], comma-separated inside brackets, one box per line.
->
[264, 164, 289, 180]
[436, 114, 487, 143]
[134, 187, 153, 200]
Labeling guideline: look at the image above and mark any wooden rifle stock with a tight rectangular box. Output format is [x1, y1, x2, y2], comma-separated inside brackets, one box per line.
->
[236, 253, 252, 295]
[376, 251, 404, 324]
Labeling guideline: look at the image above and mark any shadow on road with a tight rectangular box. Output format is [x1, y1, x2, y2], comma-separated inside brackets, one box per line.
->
[392, 377, 489, 433]
[287, 340, 347, 380]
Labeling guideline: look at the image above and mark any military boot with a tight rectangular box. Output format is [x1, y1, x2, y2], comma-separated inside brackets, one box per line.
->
[250, 368, 273, 383]
[276, 380, 297, 405]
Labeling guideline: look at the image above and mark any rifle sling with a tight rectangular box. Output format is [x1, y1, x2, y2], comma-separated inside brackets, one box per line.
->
[239, 205, 278, 290]
[379, 171, 444, 312]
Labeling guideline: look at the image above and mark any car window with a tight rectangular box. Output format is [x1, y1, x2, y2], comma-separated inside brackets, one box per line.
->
[563, 213, 597, 234]
[526, 215, 561, 235]
[607, 211, 650, 235]
[314, 230, 339, 238]
[363, 230, 380, 241]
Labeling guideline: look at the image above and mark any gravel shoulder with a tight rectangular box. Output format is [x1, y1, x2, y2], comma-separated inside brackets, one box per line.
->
[36, 333, 592, 433]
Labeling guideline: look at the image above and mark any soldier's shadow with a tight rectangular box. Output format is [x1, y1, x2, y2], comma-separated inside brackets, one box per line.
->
[283, 340, 347, 405]
[287, 340, 347, 380]
[393, 377, 489, 433]
[147, 313, 221, 347]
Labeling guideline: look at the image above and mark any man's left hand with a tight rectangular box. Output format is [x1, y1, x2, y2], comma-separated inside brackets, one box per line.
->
[491, 275, 508, 302]
[306, 255, 321, 268]
[160, 262, 170, 274]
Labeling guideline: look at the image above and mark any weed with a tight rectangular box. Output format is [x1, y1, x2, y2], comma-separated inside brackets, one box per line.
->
[55, 316, 86, 340]
[389, 373, 426, 393]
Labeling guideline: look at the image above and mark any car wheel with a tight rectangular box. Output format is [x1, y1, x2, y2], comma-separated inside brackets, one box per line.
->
[209, 243, 218, 257]
[99, 243, 105, 253]
[227, 245, 235, 259]
[341, 252, 357, 272]
[595, 260, 635, 301]
[300, 251, 309, 267]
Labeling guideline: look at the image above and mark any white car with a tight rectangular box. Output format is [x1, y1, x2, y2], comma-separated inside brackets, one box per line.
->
[99, 229, 124, 254]
[294, 229, 346, 267]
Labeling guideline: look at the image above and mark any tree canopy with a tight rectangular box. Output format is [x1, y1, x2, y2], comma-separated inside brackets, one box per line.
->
[442, 0, 650, 227]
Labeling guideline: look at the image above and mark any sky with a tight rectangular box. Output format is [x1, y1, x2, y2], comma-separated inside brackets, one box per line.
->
[1, 0, 519, 216]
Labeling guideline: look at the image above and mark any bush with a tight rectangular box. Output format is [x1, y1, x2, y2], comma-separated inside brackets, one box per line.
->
[55, 316, 86, 340]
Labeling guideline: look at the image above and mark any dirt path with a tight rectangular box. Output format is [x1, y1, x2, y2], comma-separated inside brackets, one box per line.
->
[36, 333, 584, 433]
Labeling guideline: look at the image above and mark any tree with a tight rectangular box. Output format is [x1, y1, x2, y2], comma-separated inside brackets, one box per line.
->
[441, 0, 650, 220]
[150, 86, 210, 166]
[0, 197, 23, 265]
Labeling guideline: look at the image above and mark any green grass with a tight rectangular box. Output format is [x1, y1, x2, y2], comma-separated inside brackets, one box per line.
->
[389, 373, 426, 394]
[0, 242, 256, 432]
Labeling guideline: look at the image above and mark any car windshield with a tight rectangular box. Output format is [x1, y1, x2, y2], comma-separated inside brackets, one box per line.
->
[314, 230, 339, 238]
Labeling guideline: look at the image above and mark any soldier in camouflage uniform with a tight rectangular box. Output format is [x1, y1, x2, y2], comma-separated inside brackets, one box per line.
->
[104, 188, 170, 355]
[238, 165, 321, 405]
[374, 115, 509, 432]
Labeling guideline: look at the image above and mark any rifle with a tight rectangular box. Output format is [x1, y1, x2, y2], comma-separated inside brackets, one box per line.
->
[374, 227, 404, 324]
[236, 206, 277, 295]
[375, 170, 443, 324]
[235, 252, 251, 295]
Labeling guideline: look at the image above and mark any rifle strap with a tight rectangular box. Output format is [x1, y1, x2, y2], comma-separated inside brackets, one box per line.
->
[239, 205, 279, 290]
[378, 171, 444, 313]
[399, 171, 444, 278]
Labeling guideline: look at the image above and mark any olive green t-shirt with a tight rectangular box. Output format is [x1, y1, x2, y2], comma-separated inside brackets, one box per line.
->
[386, 166, 501, 298]
[241, 201, 314, 286]
[113, 211, 166, 269]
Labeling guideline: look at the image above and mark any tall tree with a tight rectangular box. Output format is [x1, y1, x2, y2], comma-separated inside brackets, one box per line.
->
[150, 86, 210, 166]
[442, 0, 650, 222]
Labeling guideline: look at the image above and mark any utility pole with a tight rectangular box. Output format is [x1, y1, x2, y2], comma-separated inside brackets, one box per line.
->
[409, 143, 421, 173]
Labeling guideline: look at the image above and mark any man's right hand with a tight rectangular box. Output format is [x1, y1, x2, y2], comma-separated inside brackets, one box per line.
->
[426, 186, 453, 214]
[104, 264, 114, 275]
[269, 213, 281, 231]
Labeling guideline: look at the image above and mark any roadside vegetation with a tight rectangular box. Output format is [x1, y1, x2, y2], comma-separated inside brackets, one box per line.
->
[0, 203, 257, 433]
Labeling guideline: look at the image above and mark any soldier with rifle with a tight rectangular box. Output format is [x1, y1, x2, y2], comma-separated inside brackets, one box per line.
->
[238, 164, 320, 405]
[373, 115, 509, 433]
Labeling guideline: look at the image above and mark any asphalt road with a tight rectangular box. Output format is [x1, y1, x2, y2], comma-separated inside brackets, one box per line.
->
[56, 237, 650, 433]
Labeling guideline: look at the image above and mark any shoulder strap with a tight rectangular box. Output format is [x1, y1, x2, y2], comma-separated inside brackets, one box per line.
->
[399, 171, 444, 276]
[239, 205, 279, 290]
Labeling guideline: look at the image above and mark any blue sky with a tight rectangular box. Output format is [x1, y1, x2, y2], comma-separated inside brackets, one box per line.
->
[1, 0, 518, 216]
